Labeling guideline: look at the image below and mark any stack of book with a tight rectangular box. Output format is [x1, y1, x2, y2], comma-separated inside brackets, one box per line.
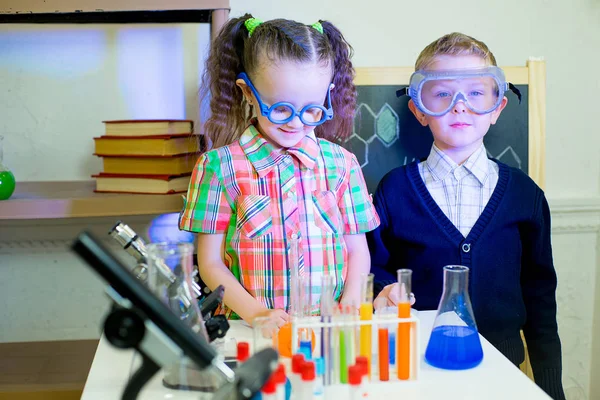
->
[92, 119, 202, 194]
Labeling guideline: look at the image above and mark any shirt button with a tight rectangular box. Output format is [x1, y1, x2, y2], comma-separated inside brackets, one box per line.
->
[462, 243, 471, 253]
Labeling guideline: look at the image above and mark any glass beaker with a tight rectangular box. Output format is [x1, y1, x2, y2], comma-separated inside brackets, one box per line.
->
[146, 242, 218, 392]
[146, 242, 206, 338]
[252, 316, 279, 355]
[0, 135, 16, 200]
[424, 265, 483, 370]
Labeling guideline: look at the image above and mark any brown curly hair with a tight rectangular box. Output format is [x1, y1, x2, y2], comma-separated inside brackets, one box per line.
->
[198, 14, 356, 149]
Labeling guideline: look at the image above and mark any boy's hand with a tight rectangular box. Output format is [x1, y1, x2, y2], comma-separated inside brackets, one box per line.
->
[373, 283, 416, 311]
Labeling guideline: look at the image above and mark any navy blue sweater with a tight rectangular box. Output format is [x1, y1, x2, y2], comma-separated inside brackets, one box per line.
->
[367, 160, 565, 400]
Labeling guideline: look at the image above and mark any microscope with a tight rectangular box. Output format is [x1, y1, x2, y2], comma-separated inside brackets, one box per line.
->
[108, 221, 229, 342]
[72, 231, 277, 400]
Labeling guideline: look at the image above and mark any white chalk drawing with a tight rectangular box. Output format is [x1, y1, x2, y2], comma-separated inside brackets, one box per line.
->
[347, 103, 400, 167]
[489, 146, 522, 169]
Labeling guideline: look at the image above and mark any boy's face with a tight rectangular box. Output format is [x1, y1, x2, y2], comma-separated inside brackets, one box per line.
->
[409, 55, 508, 162]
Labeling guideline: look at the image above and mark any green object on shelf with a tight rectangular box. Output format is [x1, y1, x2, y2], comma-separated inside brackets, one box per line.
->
[0, 170, 15, 200]
[0, 135, 15, 200]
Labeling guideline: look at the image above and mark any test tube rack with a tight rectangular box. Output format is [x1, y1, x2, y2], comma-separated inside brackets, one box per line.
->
[288, 311, 421, 384]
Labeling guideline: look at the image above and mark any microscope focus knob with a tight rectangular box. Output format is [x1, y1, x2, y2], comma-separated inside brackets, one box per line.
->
[104, 307, 146, 349]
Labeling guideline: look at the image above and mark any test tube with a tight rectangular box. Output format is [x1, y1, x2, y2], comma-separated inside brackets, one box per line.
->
[289, 234, 301, 316]
[378, 328, 389, 381]
[237, 341, 250, 363]
[337, 305, 348, 383]
[261, 377, 278, 400]
[340, 305, 356, 384]
[359, 273, 374, 379]
[348, 305, 357, 372]
[274, 364, 287, 400]
[320, 275, 335, 385]
[300, 361, 316, 400]
[375, 306, 396, 381]
[331, 305, 340, 385]
[397, 269, 412, 380]
[299, 275, 312, 359]
[348, 365, 364, 400]
[288, 234, 301, 355]
[314, 357, 325, 397]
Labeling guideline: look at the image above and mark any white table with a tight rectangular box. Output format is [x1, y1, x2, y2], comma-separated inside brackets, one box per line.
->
[81, 311, 551, 399]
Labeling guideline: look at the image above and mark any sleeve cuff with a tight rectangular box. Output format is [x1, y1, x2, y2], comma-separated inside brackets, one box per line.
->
[344, 213, 381, 234]
[534, 367, 565, 400]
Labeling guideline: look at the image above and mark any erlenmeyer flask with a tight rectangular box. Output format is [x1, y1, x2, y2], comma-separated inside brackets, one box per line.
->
[424, 265, 483, 370]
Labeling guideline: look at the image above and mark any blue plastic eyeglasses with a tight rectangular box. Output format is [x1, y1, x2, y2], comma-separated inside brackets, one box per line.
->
[237, 72, 334, 126]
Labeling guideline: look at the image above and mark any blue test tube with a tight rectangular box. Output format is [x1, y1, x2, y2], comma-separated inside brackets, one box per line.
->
[389, 331, 396, 365]
[299, 340, 312, 360]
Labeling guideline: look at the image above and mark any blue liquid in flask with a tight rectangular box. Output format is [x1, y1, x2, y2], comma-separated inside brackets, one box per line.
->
[425, 325, 483, 370]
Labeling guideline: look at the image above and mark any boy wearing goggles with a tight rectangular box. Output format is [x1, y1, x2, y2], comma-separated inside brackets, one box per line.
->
[368, 32, 565, 400]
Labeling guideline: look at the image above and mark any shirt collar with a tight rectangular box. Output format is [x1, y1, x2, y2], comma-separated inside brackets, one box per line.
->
[240, 124, 320, 178]
[425, 144, 490, 185]
[462, 144, 491, 186]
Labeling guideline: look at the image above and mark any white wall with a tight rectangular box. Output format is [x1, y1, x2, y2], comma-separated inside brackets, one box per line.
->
[0, 23, 209, 180]
[550, 200, 600, 400]
[0, 0, 598, 399]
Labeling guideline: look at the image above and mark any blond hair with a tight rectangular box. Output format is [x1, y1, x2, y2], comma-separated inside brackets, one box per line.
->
[415, 32, 497, 70]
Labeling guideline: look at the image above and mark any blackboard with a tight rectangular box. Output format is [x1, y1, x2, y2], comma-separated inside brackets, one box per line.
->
[343, 64, 546, 193]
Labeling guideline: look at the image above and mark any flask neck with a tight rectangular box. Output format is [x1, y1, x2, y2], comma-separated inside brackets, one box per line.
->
[442, 266, 469, 296]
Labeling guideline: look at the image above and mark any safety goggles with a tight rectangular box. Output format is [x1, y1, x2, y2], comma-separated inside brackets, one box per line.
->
[396, 66, 521, 116]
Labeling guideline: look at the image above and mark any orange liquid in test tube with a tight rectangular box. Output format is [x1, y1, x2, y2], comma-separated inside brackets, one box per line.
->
[396, 269, 412, 380]
[378, 328, 389, 381]
[397, 302, 411, 380]
[359, 273, 374, 378]
[359, 302, 373, 378]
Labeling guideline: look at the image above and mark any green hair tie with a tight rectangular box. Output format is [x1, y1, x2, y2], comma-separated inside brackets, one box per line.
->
[244, 17, 263, 37]
[311, 21, 324, 34]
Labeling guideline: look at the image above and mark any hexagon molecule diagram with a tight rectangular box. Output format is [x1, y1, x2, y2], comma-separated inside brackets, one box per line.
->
[347, 103, 399, 168]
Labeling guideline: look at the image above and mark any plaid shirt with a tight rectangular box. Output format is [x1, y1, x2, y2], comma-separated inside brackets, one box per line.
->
[418, 144, 499, 237]
[179, 125, 379, 317]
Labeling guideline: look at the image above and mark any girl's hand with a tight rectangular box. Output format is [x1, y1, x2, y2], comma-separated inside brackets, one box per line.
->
[373, 283, 416, 311]
[339, 291, 361, 312]
[250, 308, 290, 329]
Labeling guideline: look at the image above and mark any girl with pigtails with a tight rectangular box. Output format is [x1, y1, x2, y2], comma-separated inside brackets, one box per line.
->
[179, 14, 379, 326]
